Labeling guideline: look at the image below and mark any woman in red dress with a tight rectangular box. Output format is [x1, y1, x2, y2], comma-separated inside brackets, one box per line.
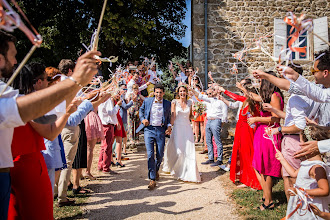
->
[9, 63, 78, 219]
[221, 80, 262, 190]
[9, 123, 53, 220]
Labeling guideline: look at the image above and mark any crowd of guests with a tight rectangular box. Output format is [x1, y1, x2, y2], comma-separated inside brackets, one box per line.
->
[1, 25, 330, 219]
[0, 29, 176, 219]
[190, 49, 330, 218]
[167, 48, 330, 218]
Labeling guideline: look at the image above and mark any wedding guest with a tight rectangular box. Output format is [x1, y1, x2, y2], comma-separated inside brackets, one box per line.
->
[191, 87, 228, 167]
[0, 30, 99, 218]
[248, 71, 284, 210]
[264, 65, 315, 202]
[113, 90, 127, 167]
[118, 81, 133, 154]
[8, 63, 77, 219]
[192, 83, 206, 143]
[84, 108, 105, 180]
[276, 150, 330, 219]
[126, 71, 150, 99]
[218, 80, 244, 172]
[98, 89, 122, 173]
[127, 84, 145, 145]
[218, 81, 262, 190]
[277, 49, 330, 103]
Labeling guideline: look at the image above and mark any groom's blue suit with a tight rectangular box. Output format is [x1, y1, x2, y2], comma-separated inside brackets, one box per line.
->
[137, 97, 171, 181]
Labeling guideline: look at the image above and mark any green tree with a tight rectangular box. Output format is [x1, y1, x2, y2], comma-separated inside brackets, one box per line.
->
[13, 0, 187, 69]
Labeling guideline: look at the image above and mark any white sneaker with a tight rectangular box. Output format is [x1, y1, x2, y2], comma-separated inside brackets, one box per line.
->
[219, 164, 230, 172]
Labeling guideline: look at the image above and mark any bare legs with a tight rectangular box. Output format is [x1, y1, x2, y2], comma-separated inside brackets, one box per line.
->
[283, 176, 296, 202]
[200, 121, 205, 142]
[194, 121, 200, 142]
[115, 136, 123, 165]
[259, 174, 275, 210]
[72, 168, 81, 189]
[123, 137, 127, 154]
[85, 139, 97, 177]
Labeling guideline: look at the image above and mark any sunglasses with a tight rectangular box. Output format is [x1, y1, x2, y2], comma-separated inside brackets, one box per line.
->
[207, 93, 212, 95]
[310, 67, 321, 74]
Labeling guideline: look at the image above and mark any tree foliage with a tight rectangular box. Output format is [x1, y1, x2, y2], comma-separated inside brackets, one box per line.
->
[13, 0, 187, 69]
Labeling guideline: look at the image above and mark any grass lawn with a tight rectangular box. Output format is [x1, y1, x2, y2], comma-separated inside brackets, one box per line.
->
[231, 179, 287, 220]
[53, 190, 89, 220]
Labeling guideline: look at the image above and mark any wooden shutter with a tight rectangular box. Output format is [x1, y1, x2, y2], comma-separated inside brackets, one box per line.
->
[313, 17, 329, 53]
[273, 18, 287, 58]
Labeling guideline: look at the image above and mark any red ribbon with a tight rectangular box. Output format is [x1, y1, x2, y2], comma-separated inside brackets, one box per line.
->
[283, 13, 307, 56]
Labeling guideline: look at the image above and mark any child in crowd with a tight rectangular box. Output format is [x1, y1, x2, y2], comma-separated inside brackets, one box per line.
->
[275, 150, 330, 219]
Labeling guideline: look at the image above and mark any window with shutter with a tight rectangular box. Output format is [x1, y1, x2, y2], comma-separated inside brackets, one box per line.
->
[273, 18, 287, 58]
[313, 17, 329, 53]
[287, 24, 309, 60]
[274, 16, 329, 61]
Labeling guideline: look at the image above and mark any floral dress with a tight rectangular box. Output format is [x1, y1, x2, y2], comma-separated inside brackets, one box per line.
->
[127, 94, 144, 141]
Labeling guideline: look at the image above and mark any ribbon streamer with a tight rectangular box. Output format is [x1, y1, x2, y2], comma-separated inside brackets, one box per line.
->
[281, 184, 317, 220]
[0, 0, 43, 97]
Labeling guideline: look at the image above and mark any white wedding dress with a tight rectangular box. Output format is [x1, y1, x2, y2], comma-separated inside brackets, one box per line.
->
[163, 99, 201, 182]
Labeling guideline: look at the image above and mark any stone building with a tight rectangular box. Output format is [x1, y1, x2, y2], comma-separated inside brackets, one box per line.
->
[191, 0, 329, 134]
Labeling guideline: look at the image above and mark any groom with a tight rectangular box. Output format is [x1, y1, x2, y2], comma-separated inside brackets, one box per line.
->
[136, 84, 172, 190]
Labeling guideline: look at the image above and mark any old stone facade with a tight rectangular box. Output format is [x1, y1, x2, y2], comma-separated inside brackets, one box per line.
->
[192, 0, 330, 135]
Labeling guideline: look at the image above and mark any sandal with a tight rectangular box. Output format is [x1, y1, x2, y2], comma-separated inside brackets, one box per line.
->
[258, 202, 274, 211]
[72, 186, 90, 195]
[83, 173, 96, 180]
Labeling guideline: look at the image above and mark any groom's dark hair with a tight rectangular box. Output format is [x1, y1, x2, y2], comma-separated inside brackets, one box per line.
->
[154, 83, 165, 92]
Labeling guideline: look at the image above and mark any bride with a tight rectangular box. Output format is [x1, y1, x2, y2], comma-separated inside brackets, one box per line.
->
[163, 84, 201, 182]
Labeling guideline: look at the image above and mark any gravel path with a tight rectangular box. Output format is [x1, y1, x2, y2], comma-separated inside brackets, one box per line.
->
[81, 144, 240, 220]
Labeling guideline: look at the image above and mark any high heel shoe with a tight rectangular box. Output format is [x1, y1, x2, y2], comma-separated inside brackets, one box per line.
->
[116, 162, 125, 168]
[111, 161, 115, 167]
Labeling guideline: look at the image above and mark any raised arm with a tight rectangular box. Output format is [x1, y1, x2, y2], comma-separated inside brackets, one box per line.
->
[66, 100, 93, 127]
[16, 51, 100, 123]
[293, 75, 330, 103]
[223, 90, 246, 102]
[253, 69, 291, 91]
[29, 99, 81, 141]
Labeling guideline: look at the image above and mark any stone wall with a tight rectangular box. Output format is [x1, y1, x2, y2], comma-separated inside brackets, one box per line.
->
[192, 0, 330, 137]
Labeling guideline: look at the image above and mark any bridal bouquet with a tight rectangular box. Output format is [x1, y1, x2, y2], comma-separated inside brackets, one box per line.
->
[193, 102, 206, 119]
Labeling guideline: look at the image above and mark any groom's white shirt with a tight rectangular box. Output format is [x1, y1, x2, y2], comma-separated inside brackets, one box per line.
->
[150, 99, 163, 126]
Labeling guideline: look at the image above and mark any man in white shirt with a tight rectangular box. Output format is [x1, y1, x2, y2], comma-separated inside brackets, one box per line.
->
[98, 92, 122, 174]
[0, 30, 99, 218]
[192, 87, 228, 167]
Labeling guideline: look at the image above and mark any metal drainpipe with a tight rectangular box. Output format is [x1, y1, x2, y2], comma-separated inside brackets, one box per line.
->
[204, 0, 208, 86]
[190, 0, 193, 63]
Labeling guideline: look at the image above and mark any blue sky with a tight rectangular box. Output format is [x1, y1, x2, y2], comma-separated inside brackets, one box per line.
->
[178, 0, 191, 48]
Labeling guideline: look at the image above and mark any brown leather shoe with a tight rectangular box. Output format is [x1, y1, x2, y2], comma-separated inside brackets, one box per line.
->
[200, 149, 208, 154]
[156, 172, 160, 181]
[148, 180, 156, 190]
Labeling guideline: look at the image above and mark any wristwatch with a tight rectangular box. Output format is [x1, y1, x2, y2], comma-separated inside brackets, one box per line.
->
[278, 126, 282, 133]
